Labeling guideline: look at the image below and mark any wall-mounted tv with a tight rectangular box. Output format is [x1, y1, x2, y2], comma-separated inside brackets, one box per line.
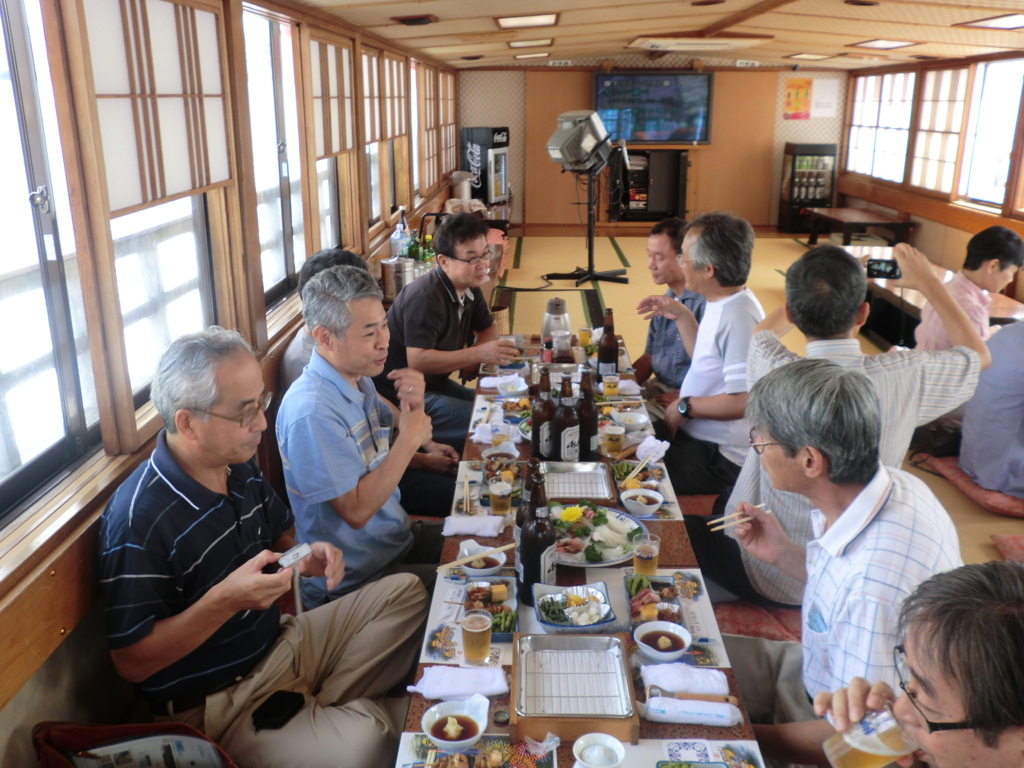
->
[594, 71, 713, 144]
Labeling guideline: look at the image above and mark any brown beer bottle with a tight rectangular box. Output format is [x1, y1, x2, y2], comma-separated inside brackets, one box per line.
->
[554, 376, 580, 462]
[578, 370, 598, 461]
[517, 472, 557, 607]
[597, 308, 618, 376]
[531, 367, 555, 459]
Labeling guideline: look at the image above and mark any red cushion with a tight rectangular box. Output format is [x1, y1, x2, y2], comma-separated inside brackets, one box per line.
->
[923, 455, 1024, 519]
[713, 601, 802, 643]
[991, 534, 1024, 563]
[676, 494, 718, 517]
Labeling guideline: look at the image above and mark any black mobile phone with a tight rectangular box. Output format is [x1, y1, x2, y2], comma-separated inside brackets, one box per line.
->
[866, 259, 902, 280]
[252, 690, 304, 732]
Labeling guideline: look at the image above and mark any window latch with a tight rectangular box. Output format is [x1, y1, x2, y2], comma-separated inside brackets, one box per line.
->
[29, 185, 51, 214]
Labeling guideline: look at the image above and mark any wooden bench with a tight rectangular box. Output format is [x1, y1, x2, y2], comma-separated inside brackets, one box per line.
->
[806, 207, 916, 246]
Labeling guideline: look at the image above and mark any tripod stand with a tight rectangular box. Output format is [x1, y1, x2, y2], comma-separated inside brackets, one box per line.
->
[544, 165, 629, 286]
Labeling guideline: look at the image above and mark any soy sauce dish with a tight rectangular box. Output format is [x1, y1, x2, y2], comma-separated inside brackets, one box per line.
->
[632, 620, 692, 662]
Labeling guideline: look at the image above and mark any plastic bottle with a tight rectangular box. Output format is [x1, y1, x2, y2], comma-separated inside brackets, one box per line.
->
[390, 207, 409, 258]
[405, 230, 421, 261]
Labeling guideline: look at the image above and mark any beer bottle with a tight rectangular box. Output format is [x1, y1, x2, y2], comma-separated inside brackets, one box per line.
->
[578, 370, 598, 461]
[554, 376, 580, 462]
[531, 367, 555, 459]
[597, 308, 618, 376]
[518, 472, 557, 607]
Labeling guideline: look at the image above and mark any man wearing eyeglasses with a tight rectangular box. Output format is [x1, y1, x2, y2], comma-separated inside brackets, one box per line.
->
[816, 561, 1024, 768]
[726, 359, 961, 766]
[98, 326, 428, 768]
[377, 212, 516, 449]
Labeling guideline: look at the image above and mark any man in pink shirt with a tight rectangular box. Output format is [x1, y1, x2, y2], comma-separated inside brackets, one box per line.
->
[915, 226, 1023, 351]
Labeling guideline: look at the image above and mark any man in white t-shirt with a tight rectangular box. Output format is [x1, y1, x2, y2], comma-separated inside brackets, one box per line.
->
[638, 211, 764, 496]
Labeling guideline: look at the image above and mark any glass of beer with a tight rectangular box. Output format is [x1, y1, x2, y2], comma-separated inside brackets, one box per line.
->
[491, 421, 511, 448]
[461, 609, 493, 665]
[603, 374, 620, 396]
[823, 707, 913, 768]
[578, 327, 592, 346]
[488, 477, 513, 516]
[632, 533, 660, 576]
[604, 425, 625, 457]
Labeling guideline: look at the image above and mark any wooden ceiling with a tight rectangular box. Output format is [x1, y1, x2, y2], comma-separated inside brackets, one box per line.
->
[300, 0, 1024, 70]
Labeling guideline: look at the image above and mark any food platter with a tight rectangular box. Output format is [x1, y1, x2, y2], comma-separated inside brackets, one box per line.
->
[549, 503, 647, 567]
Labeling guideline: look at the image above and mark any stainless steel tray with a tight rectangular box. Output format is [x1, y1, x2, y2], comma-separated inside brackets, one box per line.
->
[539, 462, 615, 501]
[515, 634, 635, 718]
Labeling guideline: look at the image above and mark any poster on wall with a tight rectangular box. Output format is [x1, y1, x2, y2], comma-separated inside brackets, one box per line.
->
[811, 79, 839, 118]
[784, 77, 812, 120]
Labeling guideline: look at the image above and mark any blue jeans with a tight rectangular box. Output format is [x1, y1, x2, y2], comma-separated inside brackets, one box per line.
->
[423, 379, 475, 451]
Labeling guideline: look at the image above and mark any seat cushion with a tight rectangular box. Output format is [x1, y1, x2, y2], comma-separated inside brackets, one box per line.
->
[923, 454, 1024, 519]
[713, 601, 802, 643]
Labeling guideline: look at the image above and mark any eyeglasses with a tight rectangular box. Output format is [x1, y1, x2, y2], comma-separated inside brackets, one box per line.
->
[748, 427, 781, 456]
[191, 391, 273, 428]
[443, 253, 489, 267]
[893, 645, 976, 733]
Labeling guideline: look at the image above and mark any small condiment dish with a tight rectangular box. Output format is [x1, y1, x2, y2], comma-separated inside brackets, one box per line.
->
[458, 539, 507, 577]
[420, 694, 489, 753]
[481, 446, 518, 462]
[620, 488, 664, 518]
[633, 620, 692, 662]
[497, 378, 529, 396]
[611, 409, 650, 433]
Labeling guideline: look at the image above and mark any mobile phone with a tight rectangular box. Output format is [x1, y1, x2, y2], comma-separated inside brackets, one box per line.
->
[866, 258, 901, 280]
[252, 690, 304, 732]
[262, 542, 312, 574]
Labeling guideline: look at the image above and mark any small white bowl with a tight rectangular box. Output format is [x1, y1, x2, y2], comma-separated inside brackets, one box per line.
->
[633, 620, 692, 662]
[620, 488, 665, 518]
[481, 446, 518, 462]
[497, 378, 528, 396]
[420, 694, 489, 753]
[573, 732, 625, 768]
[458, 539, 507, 577]
[611, 409, 650, 433]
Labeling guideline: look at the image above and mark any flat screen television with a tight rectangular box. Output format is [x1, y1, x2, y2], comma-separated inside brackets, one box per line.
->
[594, 71, 713, 144]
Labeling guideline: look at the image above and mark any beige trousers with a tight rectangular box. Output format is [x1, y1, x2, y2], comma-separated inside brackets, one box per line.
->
[171, 573, 428, 768]
[642, 377, 676, 423]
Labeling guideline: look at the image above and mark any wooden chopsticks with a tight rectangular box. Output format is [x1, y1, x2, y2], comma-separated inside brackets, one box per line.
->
[438, 542, 516, 573]
[707, 503, 769, 532]
[623, 454, 652, 483]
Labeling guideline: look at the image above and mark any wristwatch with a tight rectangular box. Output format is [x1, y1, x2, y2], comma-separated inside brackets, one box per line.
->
[676, 396, 693, 419]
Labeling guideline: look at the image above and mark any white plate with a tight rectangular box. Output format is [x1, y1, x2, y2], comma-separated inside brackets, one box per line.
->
[552, 506, 648, 567]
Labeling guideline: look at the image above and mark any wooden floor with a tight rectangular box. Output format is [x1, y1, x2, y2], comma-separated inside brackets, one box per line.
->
[498, 234, 1017, 565]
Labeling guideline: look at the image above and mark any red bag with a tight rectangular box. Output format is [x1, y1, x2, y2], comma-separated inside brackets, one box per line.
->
[32, 720, 237, 768]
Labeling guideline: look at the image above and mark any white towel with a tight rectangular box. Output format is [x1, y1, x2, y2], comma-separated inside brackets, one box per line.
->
[479, 374, 527, 390]
[407, 666, 509, 701]
[640, 663, 730, 696]
[639, 697, 743, 726]
[598, 379, 641, 396]
[635, 435, 670, 463]
[470, 421, 525, 445]
[442, 515, 506, 537]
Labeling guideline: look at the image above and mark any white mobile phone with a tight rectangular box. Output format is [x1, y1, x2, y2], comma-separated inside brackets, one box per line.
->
[277, 542, 312, 569]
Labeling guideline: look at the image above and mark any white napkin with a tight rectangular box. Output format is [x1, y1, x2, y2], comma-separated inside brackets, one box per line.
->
[635, 435, 670, 463]
[638, 697, 743, 727]
[640, 663, 730, 696]
[598, 379, 641, 396]
[470, 421, 525, 445]
[407, 666, 509, 701]
[479, 374, 527, 390]
[442, 515, 506, 537]
[591, 327, 603, 343]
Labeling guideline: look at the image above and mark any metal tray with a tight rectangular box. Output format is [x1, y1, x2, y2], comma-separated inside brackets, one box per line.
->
[515, 634, 635, 719]
[539, 462, 615, 501]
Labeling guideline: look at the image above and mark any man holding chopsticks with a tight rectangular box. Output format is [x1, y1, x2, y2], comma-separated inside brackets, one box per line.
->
[723, 359, 962, 766]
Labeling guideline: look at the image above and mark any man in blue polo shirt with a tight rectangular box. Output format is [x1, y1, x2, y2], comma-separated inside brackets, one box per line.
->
[98, 327, 428, 768]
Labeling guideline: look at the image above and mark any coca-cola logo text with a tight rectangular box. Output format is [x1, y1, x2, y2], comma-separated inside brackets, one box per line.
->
[466, 142, 482, 186]
[493, 131, 508, 144]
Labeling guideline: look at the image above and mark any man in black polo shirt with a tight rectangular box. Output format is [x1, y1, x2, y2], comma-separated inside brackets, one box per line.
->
[98, 327, 428, 768]
[377, 212, 516, 449]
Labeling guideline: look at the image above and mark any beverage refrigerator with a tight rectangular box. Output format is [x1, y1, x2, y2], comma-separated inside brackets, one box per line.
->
[459, 127, 510, 204]
[777, 143, 836, 233]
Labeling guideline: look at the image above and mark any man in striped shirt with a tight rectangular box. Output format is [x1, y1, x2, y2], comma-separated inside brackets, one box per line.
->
[99, 327, 428, 768]
[727, 359, 962, 766]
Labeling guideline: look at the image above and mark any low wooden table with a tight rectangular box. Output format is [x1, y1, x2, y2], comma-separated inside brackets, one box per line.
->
[806, 207, 916, 246]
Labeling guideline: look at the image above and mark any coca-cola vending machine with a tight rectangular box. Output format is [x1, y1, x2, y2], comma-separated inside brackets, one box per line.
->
[459, 127, 510, 204]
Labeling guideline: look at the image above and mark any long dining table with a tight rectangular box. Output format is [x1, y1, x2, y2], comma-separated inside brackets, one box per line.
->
[394, 337, 766, 768]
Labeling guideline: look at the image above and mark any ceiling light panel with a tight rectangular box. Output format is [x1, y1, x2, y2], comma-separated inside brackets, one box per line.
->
[960, 14, 1024, 30]
[508, 39, 553, 48]
[515, 52, 550, 59]
[787, 53, 832, 60]
[852, 39, 916, 49]
[496, 14, 558, 30]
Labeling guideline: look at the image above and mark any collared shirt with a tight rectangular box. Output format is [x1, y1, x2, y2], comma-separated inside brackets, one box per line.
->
[378, 266, 493, 397]
[277, 349, 412, 601]
[801, 466, 962, 699]
[914, 271, 992, 351]
[680, 287, 764, 465]
[644, 287, 706, 390]
[960, 321, 1024, 497]
[98, 432, 293, 701]
[727, 331, 981, 604]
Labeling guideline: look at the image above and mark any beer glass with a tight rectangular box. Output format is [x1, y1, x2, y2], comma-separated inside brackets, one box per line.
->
[577, 327, 592, 346]
[604, 425, 625, 457]
[633, 533, 660, 576]
[823, 707, 913, 768]
[461, 609, 493, 665]
[488, 477, 513, 516]
[603, 375, 620, 396]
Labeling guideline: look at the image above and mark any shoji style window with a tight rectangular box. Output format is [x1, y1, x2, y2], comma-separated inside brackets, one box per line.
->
[959, 59, 1024, 207]
[910, 68, 968, 195]
[846, 71, 916, 183]
[413, 60, 440, 198]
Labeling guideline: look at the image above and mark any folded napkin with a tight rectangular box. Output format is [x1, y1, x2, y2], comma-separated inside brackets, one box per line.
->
[407, 666, 509, 701]
[638, 696, 743, 727]
[640, 662, 730, 696]
[470, 421, 525, 445]
[479, 374, 527, 390]
[635, 435, 670, 463]
[442, 515, 506, 537]
[598, 379, 641, 396]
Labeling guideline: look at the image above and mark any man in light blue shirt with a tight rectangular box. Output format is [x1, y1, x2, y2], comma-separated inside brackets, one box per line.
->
[277, 266, 444, 604]
[960, 320, 1024, 499]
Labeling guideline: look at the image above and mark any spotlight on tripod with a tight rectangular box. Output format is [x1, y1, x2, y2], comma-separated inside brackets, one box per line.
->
[543, 111, 628, 285]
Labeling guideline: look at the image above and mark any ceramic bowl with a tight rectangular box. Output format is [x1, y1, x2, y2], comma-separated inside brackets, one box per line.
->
[572, 732, 625, 768]
[633, 620, 692, 662]
[611, 409, 650, 433]
[497, 378, 529, 396]
[420, 694, 489, 753]
[481, 446, 518, 462]
[620, 488, 665, 518]
[458, 539, 507, 577]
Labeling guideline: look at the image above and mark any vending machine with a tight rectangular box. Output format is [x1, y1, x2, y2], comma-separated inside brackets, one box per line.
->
[459, 127, 510, 204]
[778, 143, 836, 233]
